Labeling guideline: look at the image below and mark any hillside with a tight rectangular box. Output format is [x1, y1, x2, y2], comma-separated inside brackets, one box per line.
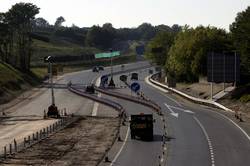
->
[0, 62, 39, 104]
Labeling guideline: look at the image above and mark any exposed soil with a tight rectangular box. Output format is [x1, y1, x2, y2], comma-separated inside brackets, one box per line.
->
[0, 117, 119, 166]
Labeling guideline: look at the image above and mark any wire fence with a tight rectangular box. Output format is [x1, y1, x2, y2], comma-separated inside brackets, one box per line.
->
[0, 115, 77, 160]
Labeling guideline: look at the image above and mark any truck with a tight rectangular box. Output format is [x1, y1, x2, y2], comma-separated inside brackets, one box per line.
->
[130, 113, 154, 141]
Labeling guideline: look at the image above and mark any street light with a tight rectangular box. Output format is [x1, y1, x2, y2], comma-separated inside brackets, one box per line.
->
[108, 48, 115, 87]
[45, 56, 59, 118]
[46, 56, 55, 105]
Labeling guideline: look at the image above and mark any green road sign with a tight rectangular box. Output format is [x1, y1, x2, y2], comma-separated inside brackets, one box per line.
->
[95, 51, 120, 59]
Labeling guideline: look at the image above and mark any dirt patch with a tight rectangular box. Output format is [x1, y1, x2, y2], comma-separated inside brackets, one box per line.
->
[0, 117, 119, 166]
[175, 81, 232, 100]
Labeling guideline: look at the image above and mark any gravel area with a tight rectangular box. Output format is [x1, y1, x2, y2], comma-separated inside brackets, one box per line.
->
[0, 116, 119, 166]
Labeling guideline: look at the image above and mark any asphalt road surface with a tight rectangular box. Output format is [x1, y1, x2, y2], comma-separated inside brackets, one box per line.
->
[105, 67, 250, 166]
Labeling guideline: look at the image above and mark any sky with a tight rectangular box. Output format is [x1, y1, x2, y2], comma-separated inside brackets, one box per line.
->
[1, 0, 250, 30]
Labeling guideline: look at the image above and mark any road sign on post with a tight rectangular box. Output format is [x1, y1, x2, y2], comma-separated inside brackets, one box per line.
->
[100, 75, 109, 87]
[94, 51, 120, 59]
[131, 82, 140, 93]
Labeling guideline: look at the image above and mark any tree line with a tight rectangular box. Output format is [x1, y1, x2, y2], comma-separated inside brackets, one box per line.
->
[146, 7, 250, 84]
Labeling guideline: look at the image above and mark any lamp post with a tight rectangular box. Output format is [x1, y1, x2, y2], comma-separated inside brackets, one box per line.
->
[108, 48, 115, 87]
[46, 56, 55, 105]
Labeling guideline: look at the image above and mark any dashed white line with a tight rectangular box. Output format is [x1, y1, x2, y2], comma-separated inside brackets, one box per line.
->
[193, 116, 215, 166]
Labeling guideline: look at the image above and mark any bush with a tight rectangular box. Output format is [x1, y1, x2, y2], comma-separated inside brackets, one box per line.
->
[240, 95, 250, 103]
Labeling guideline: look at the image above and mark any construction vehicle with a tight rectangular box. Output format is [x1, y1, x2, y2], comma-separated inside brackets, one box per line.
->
[47, 104, 60, 118]
[130, 113, 154, 141]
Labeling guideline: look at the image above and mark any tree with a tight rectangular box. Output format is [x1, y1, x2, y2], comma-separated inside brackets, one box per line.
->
[34, 17, 49, 28]
[5, 2, 39, 71]
[166, 26, 231, 82]
[54, 16, 65, 27]
[230, 6, 250, 82]
[145, 31, 175, 66]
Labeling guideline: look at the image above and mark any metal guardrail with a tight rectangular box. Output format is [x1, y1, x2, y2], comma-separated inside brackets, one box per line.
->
[94, 86, 162, 115]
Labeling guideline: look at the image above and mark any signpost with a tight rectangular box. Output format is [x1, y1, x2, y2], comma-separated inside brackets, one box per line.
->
[131, 82, 140, 93]
[100, 75, 109, 87]
[95, 50, 120, 87]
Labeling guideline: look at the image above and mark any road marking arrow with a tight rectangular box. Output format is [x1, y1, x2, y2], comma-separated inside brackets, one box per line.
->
[168, 105, 195, 114]
[164, 103, 179, 118]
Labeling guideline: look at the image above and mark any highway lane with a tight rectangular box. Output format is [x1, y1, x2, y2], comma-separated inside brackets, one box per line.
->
[109, 68, 250, 166]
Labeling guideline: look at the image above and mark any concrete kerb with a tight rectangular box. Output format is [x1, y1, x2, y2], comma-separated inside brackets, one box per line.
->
[147, 74, 234, 113]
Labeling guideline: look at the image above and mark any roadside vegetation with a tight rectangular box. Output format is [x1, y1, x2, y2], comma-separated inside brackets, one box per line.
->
[145, 6, 250, 105]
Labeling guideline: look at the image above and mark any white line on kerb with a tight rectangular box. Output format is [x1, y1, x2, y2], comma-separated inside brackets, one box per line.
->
[91, 76, 101, 116]
[193, 116, 215, 166]
[145, 76, 182, 107]
[110, 127, 130, 166]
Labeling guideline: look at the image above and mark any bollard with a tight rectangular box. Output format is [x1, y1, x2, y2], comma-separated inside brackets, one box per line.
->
[44, 110, 47, 119]
[52, 124, 55, 132]
[4, 146, 7, 158]
[9, 143, 12, 155]
[46, 127, 49, 135]
[36, 132, 39, 140]
[50, 125, 52, 133]
[14, 139, 17, 152]
[33, 133, 35, 140]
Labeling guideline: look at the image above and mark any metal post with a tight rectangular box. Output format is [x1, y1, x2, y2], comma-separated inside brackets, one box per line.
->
[234, 51, 237, 87]
[49, 62, 55, 105]
[9, 144, 12, 154]
[14, 139, 17, 152]
[223, 52, 225, 92]
[4, 146, 6, 158]
[211, 52, 214, 100]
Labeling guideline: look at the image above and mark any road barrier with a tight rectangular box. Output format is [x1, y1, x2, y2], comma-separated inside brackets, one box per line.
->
[148, 73, 247, 122]
[94, 86, 162, 115]
[0, 116, 77, 160]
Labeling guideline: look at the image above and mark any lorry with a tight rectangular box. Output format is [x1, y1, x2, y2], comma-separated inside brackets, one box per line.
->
[130, 113, 154, 141]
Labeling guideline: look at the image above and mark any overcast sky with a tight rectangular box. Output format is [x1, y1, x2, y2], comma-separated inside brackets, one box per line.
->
[1, 0, 250, 30]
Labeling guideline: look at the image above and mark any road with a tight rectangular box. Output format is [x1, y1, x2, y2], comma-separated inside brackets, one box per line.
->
[102, 67, 250, 166]
[1, 61, 250, 166]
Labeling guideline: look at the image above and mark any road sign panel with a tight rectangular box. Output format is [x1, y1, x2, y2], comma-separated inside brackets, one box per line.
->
[131, 82, 140, 92]
[101, 75, 109, 84]
[95, 51, 120, 59]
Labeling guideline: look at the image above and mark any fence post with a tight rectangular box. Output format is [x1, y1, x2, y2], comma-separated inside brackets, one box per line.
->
[36, 132, 39, 140]
[40, 130, 42, 139]
[14, 139, 17, 152]
[28, 135, 31, 145]
[9, 143, 12, 155]
[4, 146, 7, 158]
[24, 137, 26, 147]
[33, 133, 35, 140]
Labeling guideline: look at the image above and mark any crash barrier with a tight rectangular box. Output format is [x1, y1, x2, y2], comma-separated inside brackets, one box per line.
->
[94, 86, 162, 115]
[148, 73, 246, 122]
[0, 116, 76, 159]
[68, 86, 127, 165]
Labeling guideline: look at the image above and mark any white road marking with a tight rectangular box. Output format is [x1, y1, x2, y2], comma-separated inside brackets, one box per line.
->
[209, 110, 250, 142]
[164, 103, 179, 118]
[145, 76, 182, 107]
[91, 76, 101, 116]
[168, 105, 195, 114]
[193, 116, 215, 166]
[110, 127, 130, 166]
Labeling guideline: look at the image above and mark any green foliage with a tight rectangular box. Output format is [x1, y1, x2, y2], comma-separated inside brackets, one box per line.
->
[145, 31, 175, 66]
[230, 6, 250, 82]
[167, 26, 231, 82]
[240, 94, 250, 103]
